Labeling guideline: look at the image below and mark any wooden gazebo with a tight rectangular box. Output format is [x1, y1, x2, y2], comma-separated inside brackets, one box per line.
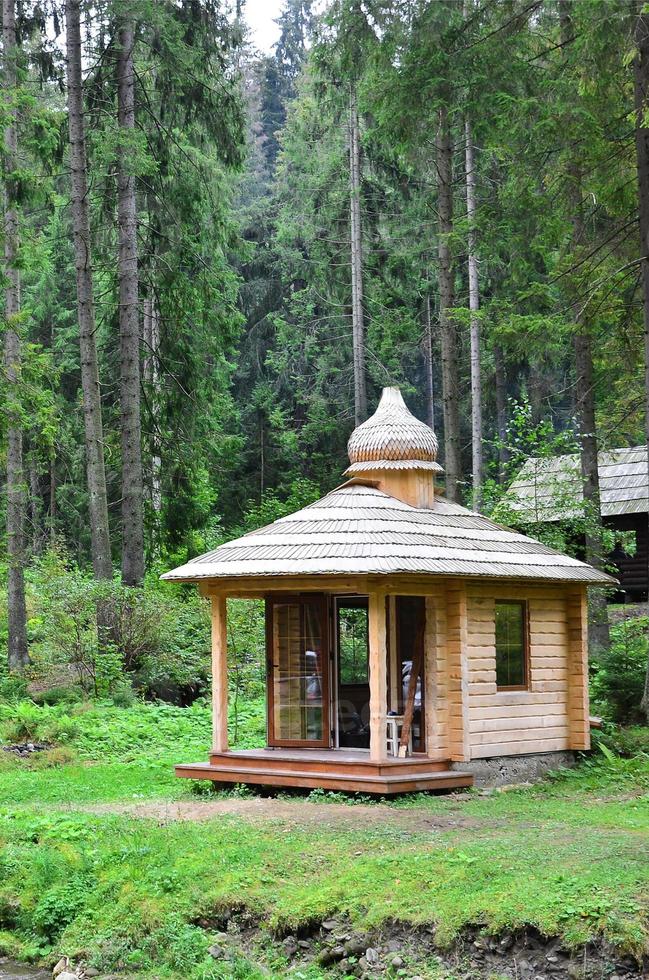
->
[162, 388, 614, 794]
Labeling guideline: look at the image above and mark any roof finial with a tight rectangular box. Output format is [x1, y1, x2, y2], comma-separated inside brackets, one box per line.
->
[345, 386, 442, 474]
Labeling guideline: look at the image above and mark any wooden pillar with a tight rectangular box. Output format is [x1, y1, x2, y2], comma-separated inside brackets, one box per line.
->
[368, 588, 388, 761]
[211, 594, 228, 753]
[446, 582, 470, 762]
[566, 587, 590, 750]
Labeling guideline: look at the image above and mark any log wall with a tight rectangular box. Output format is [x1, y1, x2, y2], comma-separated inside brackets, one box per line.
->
[463, 583, 590, 759]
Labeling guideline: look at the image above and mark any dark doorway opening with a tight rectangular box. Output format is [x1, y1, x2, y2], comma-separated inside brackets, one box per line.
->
[336, 596, 370, 749]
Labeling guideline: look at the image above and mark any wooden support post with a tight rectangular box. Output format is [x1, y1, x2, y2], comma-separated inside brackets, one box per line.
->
[211, 594, 228, 753]
[446, 582, 470, 762]
[368, 589, 388, 761]
[566, 587, 590, 751]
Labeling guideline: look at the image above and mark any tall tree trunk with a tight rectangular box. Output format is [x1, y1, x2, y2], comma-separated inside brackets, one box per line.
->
[560, 0, 609, 656]
[465, 114, 482, 507]
[633, 3, 649, 717]
[423, 293, 435, 430]
[117, 19, 144, 586]
[494, 343, 509, 480]
[3, 0, 29, 672]
[143, 295, 162, 517]
[349, 87, 367, 426]
[436, 102, 461, 501]
[66, 0, 113, 583]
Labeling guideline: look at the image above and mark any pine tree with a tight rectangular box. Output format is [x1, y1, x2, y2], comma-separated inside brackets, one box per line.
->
[3, 0, 29, 671]
[116, 15, 144, 586]
[65, 0, 113, 582]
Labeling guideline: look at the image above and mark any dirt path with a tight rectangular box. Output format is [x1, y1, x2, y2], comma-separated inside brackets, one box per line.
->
[82, 796, 491, 832]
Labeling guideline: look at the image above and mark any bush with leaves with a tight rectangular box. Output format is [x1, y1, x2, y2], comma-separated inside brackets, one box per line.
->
[590, 616, 649, 723]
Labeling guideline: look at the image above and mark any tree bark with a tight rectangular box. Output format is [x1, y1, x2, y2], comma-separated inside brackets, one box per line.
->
[436, 102, 462, 501]
[560, 0, 609, 657]
[349, 87, 367, 426]
[66, 0, 113, 582]
[117, 18, 144, 585]
[465, 114, 482, 507]
[424, 293, 435, 430]
[3, 0, 29, 672]
[143, 294, 162, 515]
[633, 3, 649, 718]
[494, 343, 509, 480]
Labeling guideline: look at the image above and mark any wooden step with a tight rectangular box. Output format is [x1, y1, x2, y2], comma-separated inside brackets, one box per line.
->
[208, 750, 450, 777]
[176, 762, 473, 795]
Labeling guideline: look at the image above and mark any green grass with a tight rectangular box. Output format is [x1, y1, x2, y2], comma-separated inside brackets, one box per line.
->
[0, 700, 647, 978]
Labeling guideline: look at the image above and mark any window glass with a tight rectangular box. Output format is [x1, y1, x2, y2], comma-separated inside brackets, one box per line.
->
[495, 601, 527, 688]
[338, 603, 369, 685]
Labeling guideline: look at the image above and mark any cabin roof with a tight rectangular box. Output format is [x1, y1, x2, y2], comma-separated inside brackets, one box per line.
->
[161, 481, 614, 585]
[506, 446, 648, 522]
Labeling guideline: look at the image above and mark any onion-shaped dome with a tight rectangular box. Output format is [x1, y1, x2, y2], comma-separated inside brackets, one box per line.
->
[345, 387, 443, 474]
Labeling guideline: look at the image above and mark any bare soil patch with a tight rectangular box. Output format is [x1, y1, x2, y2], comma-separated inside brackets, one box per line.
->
[82, 795, 489, 833]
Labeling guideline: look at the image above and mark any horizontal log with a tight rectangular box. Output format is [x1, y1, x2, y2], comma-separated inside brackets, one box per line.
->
[471, 715, 569, 734]
[470, 702, 568, 720]
[470, 736, 570, 758]
[469, 690, 567, 707]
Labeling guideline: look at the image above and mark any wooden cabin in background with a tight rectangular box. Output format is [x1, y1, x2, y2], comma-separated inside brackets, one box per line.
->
[162, 388, 614, 794]
[507, 448, 648, 602]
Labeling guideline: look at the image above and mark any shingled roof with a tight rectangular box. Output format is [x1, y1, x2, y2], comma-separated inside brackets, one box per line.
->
[506, 447, 648, 522]
[161, 481, 614, 585]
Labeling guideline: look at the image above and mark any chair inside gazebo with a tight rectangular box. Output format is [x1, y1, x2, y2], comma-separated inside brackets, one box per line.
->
[175, 586, 474, 795]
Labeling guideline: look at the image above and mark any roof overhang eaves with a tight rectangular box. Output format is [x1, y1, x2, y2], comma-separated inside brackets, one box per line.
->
[160, 567, 616, 588]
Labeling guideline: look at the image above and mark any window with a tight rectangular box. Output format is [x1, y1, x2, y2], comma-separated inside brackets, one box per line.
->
[337, 599, 369, 685]
[495, 600, 528, 689]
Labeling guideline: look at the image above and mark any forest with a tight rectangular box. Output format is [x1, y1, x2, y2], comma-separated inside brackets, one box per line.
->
[1, 2, 649, 978]
[0, 0, 647, 705]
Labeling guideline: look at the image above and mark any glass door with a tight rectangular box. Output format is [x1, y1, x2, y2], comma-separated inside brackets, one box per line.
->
[266, 595, 329, 747]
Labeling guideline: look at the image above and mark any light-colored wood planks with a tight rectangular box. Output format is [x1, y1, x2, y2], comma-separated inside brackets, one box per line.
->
[368, 588, 388, 761]
[464, 585, 575, 759]
[446, 582, 470, 762]
[566, 587, 590, 750]
[211, 594, 228, 753]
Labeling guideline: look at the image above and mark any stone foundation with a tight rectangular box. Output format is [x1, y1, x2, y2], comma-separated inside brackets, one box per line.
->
[453, 751, 577, 788]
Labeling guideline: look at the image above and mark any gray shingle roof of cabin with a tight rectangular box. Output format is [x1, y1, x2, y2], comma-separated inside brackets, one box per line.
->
[162, 481, 614, 585]
[506, 446, 648, 522]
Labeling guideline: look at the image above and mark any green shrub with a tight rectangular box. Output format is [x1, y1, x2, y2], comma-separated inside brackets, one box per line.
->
[32, 686, 83, 707]
[0, 675, 28, 703]
[590, 616, 649, 723]
[31, 879, 88, 941]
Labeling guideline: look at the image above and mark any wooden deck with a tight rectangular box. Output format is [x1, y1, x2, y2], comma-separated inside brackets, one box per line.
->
[175, 748, 473, 795]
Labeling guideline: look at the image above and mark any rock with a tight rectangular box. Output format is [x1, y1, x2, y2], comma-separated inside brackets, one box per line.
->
[322, 918, 338, 931]
[85, 970, 100, 978]
[390, 955, 405, 968]
[317, 945, 345, 966]
[53, 958, 69, 978]
[297, 939, 311, 949]
[358, 956, 368, 971]
[385, 939, 401, 953]
[567, 964, 585, 980]
[57, 973, 78, 980]
[208, 945, 224, 960]
[345, 937, 367, 957]
[499, 933, 515, 951]
[365, 947, 379, 965]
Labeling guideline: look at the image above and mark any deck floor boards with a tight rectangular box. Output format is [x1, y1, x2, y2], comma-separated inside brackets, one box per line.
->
[176, 748, 473, 794]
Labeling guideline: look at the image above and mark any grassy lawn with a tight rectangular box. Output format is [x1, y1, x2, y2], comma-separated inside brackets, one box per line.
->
[0, 701, 647, 978]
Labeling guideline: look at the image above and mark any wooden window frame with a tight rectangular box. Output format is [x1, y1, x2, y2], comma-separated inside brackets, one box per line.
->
[265, 594, 330, 748]
[495, 599, 530, 692]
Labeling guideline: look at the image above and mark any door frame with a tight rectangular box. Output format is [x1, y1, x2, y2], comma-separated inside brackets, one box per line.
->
[266, 594, 330, 748]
